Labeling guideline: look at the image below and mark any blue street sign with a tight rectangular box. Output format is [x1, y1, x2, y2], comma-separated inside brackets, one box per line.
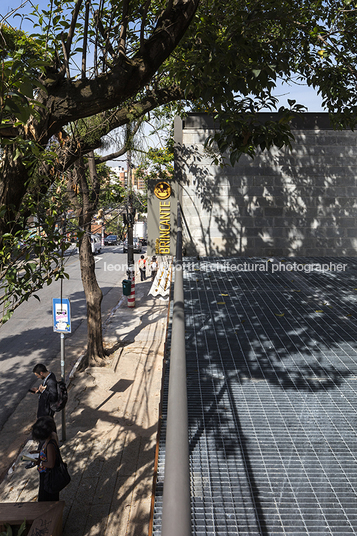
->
[53, 298, 71, 333]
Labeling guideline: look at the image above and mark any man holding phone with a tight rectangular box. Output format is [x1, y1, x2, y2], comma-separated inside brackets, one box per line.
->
[30, 364, 58, 418]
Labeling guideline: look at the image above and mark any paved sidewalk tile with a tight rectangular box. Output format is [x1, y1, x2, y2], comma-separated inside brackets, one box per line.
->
[0, 279, 169, 536]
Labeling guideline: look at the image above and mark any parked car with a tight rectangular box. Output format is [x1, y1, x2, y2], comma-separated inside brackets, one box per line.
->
[91, 234, 101, 254]
[104, 234, 118, 246]
[123, 238, 142, 253]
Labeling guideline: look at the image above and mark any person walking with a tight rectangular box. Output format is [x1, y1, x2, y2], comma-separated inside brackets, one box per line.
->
[150, 256, 158, 281]
[30, 364, 58, 418]
[138, 255, 146, 281]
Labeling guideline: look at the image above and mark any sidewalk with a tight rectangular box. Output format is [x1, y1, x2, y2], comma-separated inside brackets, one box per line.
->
[0, 277, 169, 536]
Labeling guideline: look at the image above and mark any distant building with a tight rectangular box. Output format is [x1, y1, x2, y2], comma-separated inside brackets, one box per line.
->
[111, 166, 145, 192]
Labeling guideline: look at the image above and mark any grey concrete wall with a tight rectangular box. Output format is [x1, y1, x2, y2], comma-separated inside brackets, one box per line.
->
[175, 113, 357, 257]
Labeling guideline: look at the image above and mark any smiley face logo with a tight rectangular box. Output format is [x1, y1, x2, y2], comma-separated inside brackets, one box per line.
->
[154, 181, 171, 200]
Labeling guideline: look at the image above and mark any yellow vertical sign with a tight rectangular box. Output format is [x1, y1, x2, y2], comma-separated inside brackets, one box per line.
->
[154, 182, 171, 255]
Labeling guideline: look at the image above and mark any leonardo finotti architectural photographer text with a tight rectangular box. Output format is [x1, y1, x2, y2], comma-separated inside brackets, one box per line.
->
[103, 261, 348, 274]
[181, 261, 348, 273]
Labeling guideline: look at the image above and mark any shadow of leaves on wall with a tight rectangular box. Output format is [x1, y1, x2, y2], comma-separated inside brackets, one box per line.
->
[177, 127, 357, 257]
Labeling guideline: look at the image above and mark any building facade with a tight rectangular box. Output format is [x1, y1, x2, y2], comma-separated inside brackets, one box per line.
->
[174, 113, 357, 257]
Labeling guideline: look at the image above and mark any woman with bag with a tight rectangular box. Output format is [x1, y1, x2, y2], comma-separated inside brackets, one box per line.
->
[32, 416, 70, 501]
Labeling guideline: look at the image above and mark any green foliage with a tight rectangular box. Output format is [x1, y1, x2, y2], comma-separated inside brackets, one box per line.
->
[4, 0, 357, 166]
[4, 0, 357, 154]
[160, 0, 325, 159]
[0, 226, 69, 325]
[136, 134, 174, 183]
[0, 175, 71, 325]
[0, 23, 52, 189]
[299, 1, 357, 128]
[0, 24, 50, 128]
[75, 116, 110, 148]
[205, 100, 307, 165]
[97, 166, 125, 209]
[0, 519, 26, 536]
[136, 0, 357, 157]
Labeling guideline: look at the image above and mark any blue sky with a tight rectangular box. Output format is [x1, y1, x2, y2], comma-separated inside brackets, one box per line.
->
[272, 82, 324, 112]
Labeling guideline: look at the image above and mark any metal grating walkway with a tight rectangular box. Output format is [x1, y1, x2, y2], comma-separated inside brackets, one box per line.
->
[152, 257, 357, 535]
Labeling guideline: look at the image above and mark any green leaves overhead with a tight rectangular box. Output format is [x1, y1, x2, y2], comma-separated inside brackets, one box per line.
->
[3, 0, 357, 163]
[136, 136, 174, 183]
[292, 0, 357, 128]
[160, 0, 320, 158]
[2, 0, 357, 237]
[0, 24, 50, 127]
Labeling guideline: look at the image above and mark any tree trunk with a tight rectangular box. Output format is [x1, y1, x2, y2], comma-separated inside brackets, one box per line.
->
[75, 155, 106, 368]
[79, 232, 106, 367]
[0, 150, 30, 236]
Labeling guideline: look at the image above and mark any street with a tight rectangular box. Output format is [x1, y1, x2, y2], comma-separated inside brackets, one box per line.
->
[0, 244, 142, 431]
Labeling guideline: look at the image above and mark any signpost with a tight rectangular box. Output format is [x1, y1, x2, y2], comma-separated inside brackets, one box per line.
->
[52, 298, 71, 441]
[53, 298, 71, 333]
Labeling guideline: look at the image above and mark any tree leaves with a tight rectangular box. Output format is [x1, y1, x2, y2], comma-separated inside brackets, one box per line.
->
[0, 177, 72, 324]
[0, 25, 51, 127]
[2, 0, 357, 324]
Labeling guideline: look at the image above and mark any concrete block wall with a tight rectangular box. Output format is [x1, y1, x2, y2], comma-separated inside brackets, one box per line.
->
[175, 114, 357, 257]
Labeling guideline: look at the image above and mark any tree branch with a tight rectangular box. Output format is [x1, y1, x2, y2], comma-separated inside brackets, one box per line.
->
[65, 0, 84, 59]
[82, 0, 90, 78]
[118, 0, 130, 56]
[39, 0, 200, 138]
[140, 0, 152, 54]
[58, 0, 84, 79]
[94, 9, 116, 59]
[94, 119, 143, 163]
[56, 85, 186, 171]
[61, 33, 71, 79]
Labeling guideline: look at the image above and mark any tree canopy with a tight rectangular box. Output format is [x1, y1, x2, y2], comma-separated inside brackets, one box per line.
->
[1, 0, 357, 346]
[1, 0, 357, 238]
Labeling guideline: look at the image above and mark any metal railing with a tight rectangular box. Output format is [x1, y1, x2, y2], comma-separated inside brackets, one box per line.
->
[161, 202, 192, 536]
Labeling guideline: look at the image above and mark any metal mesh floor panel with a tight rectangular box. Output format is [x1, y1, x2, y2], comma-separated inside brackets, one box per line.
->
[152, 258, 357, 535]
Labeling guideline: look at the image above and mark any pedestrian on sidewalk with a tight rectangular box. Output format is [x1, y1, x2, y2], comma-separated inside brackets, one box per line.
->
[151, 256, 158, 281]
[138, 254, 147, 281]
[30, 364, 58, 418]
[31, 416, 60, 502]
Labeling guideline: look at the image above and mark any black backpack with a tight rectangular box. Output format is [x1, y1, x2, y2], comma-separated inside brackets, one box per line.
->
[51, 380, 68, 412]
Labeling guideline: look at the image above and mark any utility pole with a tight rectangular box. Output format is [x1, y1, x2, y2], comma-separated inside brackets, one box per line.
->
[127, 150, 134, 270]
[59, 213, 67, 442]
[123, 150, 136, 307]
